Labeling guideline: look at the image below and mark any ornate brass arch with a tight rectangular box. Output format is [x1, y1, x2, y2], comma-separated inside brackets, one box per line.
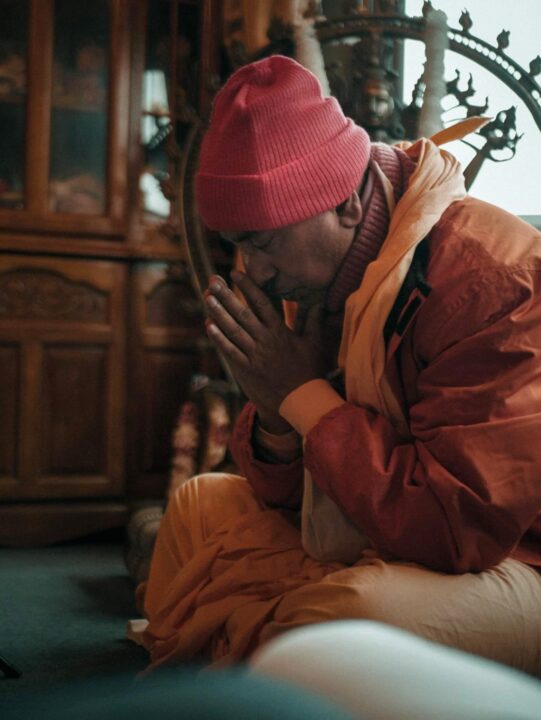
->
[178, 119, 214, 303]
[313, 13, 541, 132]
[178, 5, 541, 385]
[178, 118, 241, 392]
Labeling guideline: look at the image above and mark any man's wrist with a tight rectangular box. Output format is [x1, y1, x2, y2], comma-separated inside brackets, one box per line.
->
[252, 413, 302, 464]
[256, 411, 292, 435]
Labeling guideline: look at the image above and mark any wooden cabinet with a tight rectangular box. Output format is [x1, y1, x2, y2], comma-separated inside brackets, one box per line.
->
[0, 254, 126, 499]
[127, 260, 212, 500]
[0, 0, 223, 545]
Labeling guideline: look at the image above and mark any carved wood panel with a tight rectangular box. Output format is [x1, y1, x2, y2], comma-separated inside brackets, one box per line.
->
[0, 254, 126, 501]
[146, 280, 203, 329]
[128, 261, 210, 499]
[140, 349, 197, 477]
[0, 344, 20, 479]
[41, 345, 107, 476]
[0, 269, 108, 322]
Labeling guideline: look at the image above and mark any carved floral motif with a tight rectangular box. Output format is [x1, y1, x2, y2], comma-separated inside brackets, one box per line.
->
[0, 269, 108, 322]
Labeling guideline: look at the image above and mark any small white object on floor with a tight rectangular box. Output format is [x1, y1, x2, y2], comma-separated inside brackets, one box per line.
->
[126, 618, 149, 647]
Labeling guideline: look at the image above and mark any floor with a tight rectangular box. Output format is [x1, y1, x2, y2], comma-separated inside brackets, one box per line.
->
[0, 529, 148, 708]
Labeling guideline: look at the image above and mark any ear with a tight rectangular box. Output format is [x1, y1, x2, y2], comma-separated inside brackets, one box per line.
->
[337, 191, 362, 228]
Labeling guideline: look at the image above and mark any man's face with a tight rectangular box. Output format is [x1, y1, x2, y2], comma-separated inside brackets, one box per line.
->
[221, 208, 357, 308]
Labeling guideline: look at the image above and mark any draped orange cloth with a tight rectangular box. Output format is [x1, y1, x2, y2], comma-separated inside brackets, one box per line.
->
[138, 473, 354, 669]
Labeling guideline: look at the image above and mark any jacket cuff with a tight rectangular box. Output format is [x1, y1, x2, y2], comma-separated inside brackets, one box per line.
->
[253, 421, 302, 463]
[279, 379, 346, 437]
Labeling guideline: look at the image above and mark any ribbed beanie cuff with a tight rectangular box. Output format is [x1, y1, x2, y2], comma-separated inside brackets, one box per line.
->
[196, 55, 371, 231]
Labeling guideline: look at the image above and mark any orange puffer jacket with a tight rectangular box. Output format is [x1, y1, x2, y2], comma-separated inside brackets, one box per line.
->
[231, 197, 541, 574]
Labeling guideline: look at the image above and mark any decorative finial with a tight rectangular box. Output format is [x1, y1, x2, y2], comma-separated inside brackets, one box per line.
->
[496, 30, 510, 51]
[459, 10, 473, 34]
[478, 106, 523, 162]
[422, 1, 434, 18]
[466, 73, 475, 98]
[530, 56, 541, 77]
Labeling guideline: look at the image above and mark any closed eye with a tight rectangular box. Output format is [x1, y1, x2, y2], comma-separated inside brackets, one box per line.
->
[220, 231, 277, 253]
[250, 234, 276, 251]
[220, 231, 255, 245]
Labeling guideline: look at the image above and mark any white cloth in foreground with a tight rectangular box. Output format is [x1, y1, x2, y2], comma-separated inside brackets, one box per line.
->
[250, 621, 541, 720]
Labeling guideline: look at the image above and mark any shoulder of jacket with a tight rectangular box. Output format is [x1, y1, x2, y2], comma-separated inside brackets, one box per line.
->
[430, 196, 541, 273]
[412, 199, 541, 359]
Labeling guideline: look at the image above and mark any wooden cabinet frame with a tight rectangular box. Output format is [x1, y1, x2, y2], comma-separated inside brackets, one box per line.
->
[2, 0, 131, 239]
[0, 0, 224, 545]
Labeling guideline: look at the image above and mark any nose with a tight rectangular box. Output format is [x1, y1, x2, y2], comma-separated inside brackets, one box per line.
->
[240, 246, 276, 288]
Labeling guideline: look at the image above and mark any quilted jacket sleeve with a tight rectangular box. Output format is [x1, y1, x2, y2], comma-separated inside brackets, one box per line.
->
[229, 402, 303, 510]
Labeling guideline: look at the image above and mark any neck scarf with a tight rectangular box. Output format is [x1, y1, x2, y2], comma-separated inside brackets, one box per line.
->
[302, 118, 488, 564]
[326, 144, 416, 314]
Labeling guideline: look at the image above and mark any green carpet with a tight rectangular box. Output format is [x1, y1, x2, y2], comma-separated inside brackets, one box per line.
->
[0, 530, 148, 703]
[1, 532, 354, 720]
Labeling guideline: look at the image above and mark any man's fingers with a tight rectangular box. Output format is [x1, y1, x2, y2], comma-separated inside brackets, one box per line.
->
[230, 270, 279, 326]
[207, 275, 262, 335]
[206, 320, 250, 368]
[205, 294, 255, 353]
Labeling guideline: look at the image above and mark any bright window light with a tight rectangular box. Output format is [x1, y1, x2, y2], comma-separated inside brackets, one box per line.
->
[404, 0, 541, 218]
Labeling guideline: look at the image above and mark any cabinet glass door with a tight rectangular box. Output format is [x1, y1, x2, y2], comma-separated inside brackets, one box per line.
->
[140, 0, 200, 226]
[0, 0, 28, 211]
[49, 0, 109, 215]
[141, 0, 172, 222]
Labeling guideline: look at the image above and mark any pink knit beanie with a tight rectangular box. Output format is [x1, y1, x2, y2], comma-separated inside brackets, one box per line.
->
[195, 55, 371, 231]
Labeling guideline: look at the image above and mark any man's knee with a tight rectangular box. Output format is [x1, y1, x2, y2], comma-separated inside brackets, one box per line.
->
[168, 472, 263, 531]
[269, 563, 390, 631]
